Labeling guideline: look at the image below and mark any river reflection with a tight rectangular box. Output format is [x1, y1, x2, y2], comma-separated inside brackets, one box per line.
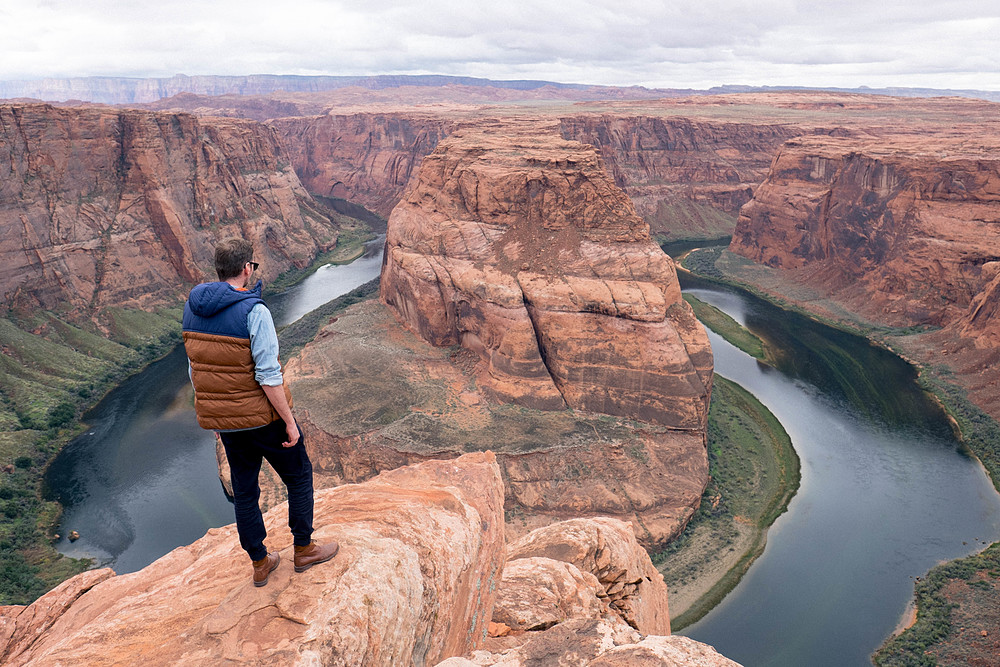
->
[44, 238, 384, 573]
[678, 276, 1000, 667]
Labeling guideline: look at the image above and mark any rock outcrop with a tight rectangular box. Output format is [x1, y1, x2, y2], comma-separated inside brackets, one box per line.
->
[0, 103, 338, 318]
[504, 518, 671, 636]
[380, 119, 713, 429]
[0, 452, 505, 666]
[437, 619, 741, 667]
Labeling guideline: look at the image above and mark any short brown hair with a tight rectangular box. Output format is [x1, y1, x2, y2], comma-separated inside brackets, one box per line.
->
[214, 238, 254, 281]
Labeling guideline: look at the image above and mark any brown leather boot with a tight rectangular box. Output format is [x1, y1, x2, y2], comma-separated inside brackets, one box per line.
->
[293, 540, 339, 573]
[252, 552, 280, 587]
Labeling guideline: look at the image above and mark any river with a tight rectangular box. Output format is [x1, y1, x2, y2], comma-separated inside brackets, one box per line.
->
[677, 273, 1000, 666]
[43, 244, 1000, 664]
[44, 238, 385, 574]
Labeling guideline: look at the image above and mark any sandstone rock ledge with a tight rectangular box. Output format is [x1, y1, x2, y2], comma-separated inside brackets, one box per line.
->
[0, 452, 504, 666]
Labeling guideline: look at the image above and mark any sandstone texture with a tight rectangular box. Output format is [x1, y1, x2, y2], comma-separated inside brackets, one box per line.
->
[505, 517, 671, 636]
[0, 452, 505, 666]
[285, 298, 709, 548]
[0, 103, 338, 319]
[380, 119, 713, 430]
[491, 557, 610, 632]
[436, 619, 741, 667]
[731, 134, 1000, 330]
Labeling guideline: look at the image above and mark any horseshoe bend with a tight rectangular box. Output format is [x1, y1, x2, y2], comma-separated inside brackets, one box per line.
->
[283, 119, 714, 549]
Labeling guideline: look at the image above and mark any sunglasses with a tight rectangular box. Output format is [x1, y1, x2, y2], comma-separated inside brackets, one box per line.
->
[248, 261, 259, 271]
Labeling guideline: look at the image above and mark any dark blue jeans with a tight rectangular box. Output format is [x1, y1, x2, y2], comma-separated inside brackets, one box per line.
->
[219, 419, 314, 562]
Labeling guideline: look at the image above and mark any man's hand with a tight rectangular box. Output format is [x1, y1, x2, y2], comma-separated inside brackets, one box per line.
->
[261, 383, 299, 447]
[283, 420, 300, 448]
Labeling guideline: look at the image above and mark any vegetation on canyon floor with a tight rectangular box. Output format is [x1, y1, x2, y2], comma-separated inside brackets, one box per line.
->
[682, 293, 767, 361]
[654, 375, 799, 630]
[874, 542, 1000, 666]
[0, 308, 181, 604]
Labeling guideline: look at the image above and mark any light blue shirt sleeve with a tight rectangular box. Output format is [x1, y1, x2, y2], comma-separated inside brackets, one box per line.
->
[247, 303, 283, 386]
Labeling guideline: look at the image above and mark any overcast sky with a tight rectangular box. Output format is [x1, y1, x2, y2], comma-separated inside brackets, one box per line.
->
[2, 0, 998, 91]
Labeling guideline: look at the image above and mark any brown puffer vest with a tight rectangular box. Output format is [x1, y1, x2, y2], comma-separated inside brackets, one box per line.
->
[182, 280, 292, 431]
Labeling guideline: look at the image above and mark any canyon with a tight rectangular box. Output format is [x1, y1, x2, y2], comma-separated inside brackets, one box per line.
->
[274, 118, 715, 549]
[4, 81, 1000, 663]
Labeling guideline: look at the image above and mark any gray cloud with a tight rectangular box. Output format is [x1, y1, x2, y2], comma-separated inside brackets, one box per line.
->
[1, 0, 998, 90]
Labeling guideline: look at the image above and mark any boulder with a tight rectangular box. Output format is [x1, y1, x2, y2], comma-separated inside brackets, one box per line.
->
[507, 517, 671, 636]
[491, 557, 610, 632]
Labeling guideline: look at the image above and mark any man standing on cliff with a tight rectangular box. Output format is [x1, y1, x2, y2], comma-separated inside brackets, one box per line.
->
[182, 238, 338, 587]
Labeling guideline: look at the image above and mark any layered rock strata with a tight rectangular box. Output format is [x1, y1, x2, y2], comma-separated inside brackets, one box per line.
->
[0, 103, 338, 317]
[270, 113, 456, 217]
[728, 131, 1000, 415]
[0, 452, 505, 666]
[731, 134, 1000, 329]
[380, 120, 713, 430]
[559, 115, 801, 240]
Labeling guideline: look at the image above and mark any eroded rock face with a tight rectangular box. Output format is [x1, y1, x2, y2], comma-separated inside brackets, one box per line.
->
[436, 618, 742, 667]
[0, 452, 505, 666]
[285, 298, 709, 548]
[730, 134, 1000, 335]
[560, 115, 801, 240]
[270, 113, 456, 217]
[0, 103, 337, 318]
[491, 557, 610, 632]
[380, 119, 713, 430]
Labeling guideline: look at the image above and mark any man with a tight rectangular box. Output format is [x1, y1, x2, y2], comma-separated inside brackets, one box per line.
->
[182, 238, 338, 587]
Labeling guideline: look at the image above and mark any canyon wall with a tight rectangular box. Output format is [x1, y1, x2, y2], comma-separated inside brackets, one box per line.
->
[268, 110, 797, 240]
[270, 113, 456, 218]
[0, 103, 339, 319]
[559, 115, 800, 240]
[730, 134, 1000, 334]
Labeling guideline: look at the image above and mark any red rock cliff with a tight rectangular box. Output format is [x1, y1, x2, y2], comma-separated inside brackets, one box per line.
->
[731, 134, 1000, 333]
[380, 119, 712, 430]
[270, 113, 456, 218]
[0, 103, 339, 318]
[559, 114, 800, 240]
